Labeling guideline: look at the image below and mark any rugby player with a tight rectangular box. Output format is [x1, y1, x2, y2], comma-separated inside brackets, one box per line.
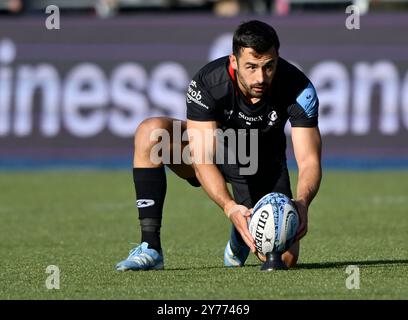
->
[115, 20, 322, 271]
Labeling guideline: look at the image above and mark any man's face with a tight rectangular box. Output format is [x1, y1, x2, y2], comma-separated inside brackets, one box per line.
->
[230, 47, 278, 99]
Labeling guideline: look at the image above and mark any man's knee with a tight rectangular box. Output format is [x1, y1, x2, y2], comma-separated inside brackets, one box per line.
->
[135, 117, 178, 156]
[135, 117, 171, 146]
[133, 117, 173, 166]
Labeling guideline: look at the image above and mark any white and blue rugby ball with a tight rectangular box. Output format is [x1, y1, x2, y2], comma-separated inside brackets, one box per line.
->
[249, 192, 299, 255]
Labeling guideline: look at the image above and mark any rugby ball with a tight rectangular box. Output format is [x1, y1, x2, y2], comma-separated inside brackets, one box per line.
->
[249, 192, 299, 256]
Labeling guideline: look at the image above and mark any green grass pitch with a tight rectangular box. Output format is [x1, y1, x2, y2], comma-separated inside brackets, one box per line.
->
[0, 170, 407, 299]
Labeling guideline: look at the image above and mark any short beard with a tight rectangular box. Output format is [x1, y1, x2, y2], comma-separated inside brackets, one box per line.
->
[236, 73, 262, 99]
[249, 89, 263, 98]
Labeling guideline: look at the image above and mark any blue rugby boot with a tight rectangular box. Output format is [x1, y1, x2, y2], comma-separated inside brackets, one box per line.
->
[224, 226, 250, 267]
[115, 242, 164, 271]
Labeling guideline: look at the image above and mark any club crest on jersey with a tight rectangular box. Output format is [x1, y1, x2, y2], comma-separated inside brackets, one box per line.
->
[224, 109, 233, 120]
[268, 110, 278, 126]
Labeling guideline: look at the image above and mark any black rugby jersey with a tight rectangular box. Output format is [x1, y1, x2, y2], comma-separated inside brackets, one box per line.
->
[186, 56, 319, 171]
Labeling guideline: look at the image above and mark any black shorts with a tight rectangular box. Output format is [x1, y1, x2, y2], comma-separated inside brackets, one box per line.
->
[185, 162, 292, 209]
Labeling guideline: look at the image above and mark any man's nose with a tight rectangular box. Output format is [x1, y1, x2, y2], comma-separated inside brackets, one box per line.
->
[255, 69, 266, 84]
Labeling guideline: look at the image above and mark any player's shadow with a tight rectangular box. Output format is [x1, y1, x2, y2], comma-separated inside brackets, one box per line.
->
[164, 259, 408, 271]
[295, 259, 408, 270]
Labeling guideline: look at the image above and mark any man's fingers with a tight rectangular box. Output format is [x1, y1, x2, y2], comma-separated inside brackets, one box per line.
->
[228, 206, 251, 218]
[295, 224, 307, 241]
[228, 206, 256, 252]
[239, 225, 255, 252]
[233, 216, 255, 252]
[242, 234, 256, 252]
[242, 213, 255, 251]
[296, 225, 304, 237]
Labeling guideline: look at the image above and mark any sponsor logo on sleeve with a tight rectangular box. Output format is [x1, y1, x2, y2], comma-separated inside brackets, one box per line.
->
[186, 80, 209, 109]
[296, 83, 318, 118]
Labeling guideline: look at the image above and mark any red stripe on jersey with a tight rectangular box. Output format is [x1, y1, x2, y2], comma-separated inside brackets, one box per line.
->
[228, 62, 239, 96]
[228, 63, 236, 82]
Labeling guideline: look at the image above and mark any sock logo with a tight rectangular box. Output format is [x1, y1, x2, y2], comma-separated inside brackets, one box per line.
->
[136, 199, 155, 208]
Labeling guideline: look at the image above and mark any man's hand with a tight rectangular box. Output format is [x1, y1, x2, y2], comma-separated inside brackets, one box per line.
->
[294, 200, 308, 241]
[224, 201, 256, 253]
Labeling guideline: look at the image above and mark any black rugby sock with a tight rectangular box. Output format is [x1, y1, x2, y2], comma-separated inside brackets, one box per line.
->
[133, 167, 166, 252]
[139, 219, 162, 253]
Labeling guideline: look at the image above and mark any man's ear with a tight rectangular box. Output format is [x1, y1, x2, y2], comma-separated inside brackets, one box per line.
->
[229, 54, 238, 71]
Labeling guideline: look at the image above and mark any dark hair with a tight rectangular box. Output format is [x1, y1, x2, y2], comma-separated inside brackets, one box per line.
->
[233, 20, 280, 57]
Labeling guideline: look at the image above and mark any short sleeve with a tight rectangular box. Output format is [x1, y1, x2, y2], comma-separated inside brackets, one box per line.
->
[186, 79, 217, 121]
[288, 82, 319, 127]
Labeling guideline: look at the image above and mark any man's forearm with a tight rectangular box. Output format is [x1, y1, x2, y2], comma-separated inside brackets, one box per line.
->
[296, 161, 322, 207]
[186, 119, 237, 214]
[193, 163, 235, 213]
